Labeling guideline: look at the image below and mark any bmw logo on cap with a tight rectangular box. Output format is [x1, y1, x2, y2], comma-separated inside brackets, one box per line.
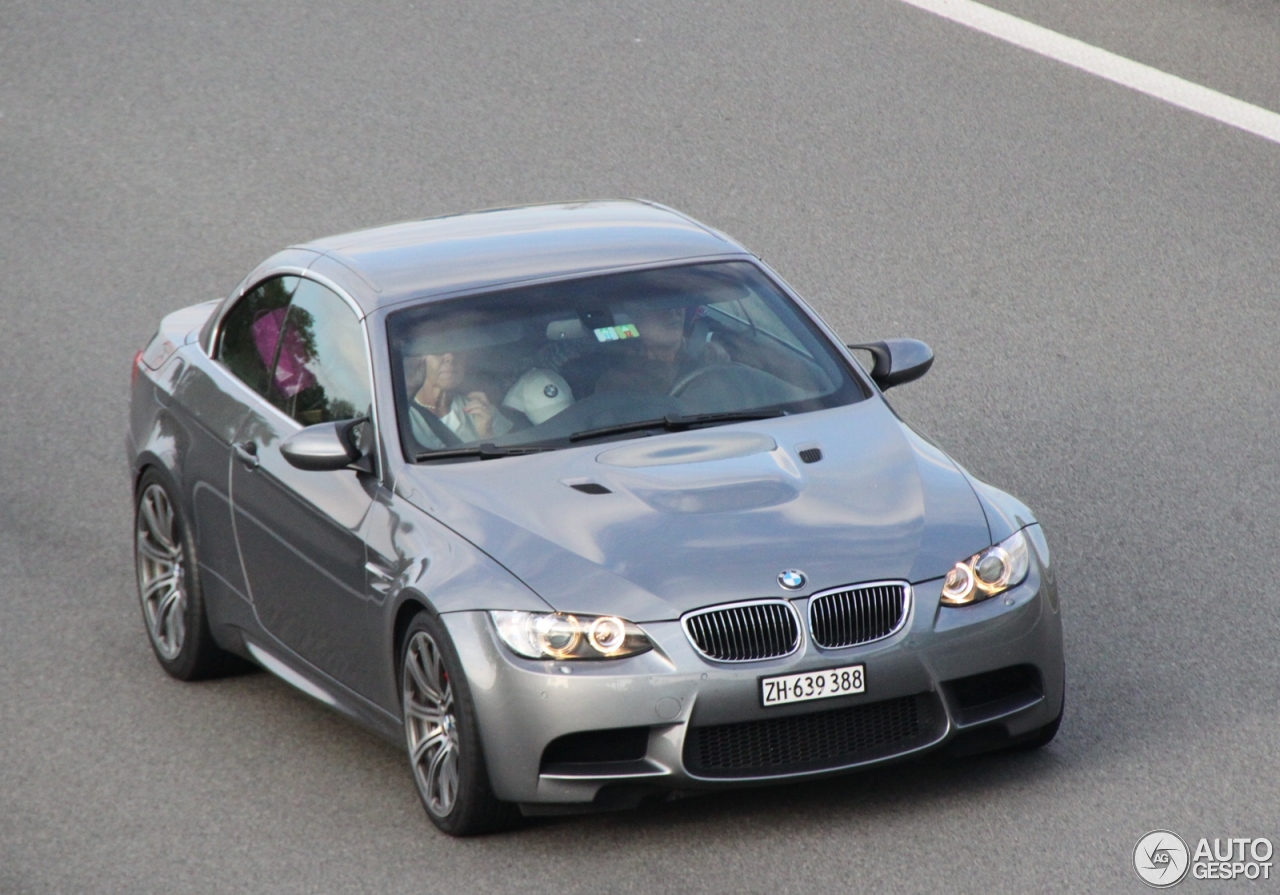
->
[778, 570, 806, 590]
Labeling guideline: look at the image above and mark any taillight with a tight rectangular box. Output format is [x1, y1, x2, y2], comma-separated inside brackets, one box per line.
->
[132, 349, 143, 386]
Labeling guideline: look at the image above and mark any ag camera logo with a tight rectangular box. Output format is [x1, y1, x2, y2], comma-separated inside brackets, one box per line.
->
[1134, 830, 1190, 887]
[1134, 830, 1274, 886]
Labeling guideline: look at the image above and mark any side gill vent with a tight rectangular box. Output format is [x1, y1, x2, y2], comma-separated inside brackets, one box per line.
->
[569, 482, 612, 495]
[798, 448, 823, 464]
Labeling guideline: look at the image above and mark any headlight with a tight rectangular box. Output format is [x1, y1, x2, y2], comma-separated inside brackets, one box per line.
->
[940, 529, 1031, 606]
[490, 611, 653, 660]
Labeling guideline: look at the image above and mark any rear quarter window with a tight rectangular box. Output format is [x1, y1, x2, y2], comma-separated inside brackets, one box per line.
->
[216, 276, 298, 396]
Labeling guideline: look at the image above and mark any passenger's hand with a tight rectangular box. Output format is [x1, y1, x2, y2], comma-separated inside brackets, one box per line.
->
[463, 391, 497, 437]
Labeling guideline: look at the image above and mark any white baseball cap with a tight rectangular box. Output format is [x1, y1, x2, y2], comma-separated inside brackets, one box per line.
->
[502, 368, 574, 425]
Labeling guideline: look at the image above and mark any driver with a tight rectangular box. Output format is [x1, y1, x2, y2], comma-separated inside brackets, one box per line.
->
[406, 349, 512, 448]
[594, 304, 729, 395]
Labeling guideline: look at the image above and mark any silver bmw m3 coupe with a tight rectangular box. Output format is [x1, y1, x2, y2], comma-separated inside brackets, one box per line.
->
[127, 200, 1064, 835]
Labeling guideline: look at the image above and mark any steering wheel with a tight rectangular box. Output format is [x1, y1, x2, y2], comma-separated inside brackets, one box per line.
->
[668, 362, 753, 398]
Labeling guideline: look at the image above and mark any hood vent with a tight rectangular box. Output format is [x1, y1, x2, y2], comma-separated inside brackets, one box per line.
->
[568, 482, 612, 495]
[798, 447, 823, 464]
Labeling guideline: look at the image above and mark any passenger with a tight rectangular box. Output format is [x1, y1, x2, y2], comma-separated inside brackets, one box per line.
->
[407, 350, 512, 448]
[594, 304, 729, 395]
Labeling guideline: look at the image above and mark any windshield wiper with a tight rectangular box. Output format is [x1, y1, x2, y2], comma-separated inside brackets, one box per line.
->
[416, 410, 788, 459]
[415, 443, 559, 463]
[568, 409, 786, 443]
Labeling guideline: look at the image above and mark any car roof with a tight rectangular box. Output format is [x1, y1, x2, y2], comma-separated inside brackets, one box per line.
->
[288, 200, 750, 314]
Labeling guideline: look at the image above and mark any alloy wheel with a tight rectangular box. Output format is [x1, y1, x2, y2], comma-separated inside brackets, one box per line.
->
[135, 483, 187, 661]
[403, 630, 460, 817]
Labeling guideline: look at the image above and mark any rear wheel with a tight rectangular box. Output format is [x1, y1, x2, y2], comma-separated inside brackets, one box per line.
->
[134, 470, 236, 680]
[400, 612, 519, 836]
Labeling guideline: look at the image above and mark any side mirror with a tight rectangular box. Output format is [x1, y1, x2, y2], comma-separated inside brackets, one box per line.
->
[280, 420, 366, 472]
[847, 339, 934, 391]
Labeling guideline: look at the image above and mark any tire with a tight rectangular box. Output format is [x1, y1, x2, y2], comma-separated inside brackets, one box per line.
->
[134, 469, 238, 680]
[400, 611, 520, 836]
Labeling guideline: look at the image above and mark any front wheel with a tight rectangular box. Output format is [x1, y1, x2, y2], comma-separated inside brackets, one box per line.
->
[400, 612, 519, 836]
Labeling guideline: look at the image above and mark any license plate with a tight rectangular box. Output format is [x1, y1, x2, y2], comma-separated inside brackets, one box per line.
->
[760, 663, 866, 707]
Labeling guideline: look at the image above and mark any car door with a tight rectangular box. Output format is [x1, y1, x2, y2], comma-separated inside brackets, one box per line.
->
[229, 276, 381, 697]
[176, 274, 299, 610]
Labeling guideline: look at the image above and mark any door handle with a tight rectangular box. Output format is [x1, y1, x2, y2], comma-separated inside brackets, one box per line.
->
[233, 441, 260, 470]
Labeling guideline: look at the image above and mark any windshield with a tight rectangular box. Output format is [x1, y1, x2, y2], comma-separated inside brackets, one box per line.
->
[386, 261, 865, 460]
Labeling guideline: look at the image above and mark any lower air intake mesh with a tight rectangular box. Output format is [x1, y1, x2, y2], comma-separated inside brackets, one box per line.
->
[683, 693, 939, 778]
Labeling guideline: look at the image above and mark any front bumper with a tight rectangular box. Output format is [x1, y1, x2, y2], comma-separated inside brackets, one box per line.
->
[443, 542, 1063, 808]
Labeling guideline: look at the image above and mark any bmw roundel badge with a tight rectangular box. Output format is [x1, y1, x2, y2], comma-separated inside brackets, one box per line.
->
[778, 570, 806, 590]
[543, 384, 559, 398]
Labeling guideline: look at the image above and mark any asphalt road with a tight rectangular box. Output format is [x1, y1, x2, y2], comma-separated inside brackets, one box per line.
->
[3, 1, 1279, 892]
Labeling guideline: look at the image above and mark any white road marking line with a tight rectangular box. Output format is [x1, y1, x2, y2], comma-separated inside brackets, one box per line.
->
[898, 0, 1280, 146]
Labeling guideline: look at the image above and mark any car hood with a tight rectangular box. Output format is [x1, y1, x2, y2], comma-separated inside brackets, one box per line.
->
[395, 400, 993, 621]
